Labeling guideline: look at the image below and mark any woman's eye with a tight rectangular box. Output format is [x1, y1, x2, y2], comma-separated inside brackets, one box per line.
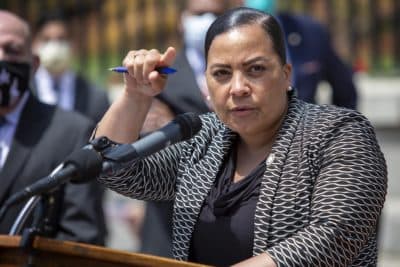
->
[249, 65, 266, 73]
[212, 69, 230, 77]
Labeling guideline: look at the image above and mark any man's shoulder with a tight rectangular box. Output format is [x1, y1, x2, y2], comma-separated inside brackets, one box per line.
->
[54, 105, 94, 127]
[278, 12, 326, 34]
[19, 96, 93, 147]
[75, 74, 108, 96]
[25, 94, 90, 123]
[51, 107, 94, 144]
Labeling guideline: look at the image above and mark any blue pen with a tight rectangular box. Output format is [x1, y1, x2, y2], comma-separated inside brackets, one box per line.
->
[109, 66, 177, 75]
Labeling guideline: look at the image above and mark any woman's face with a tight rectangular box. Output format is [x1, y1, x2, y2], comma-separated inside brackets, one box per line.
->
[206, 24, 291, 138]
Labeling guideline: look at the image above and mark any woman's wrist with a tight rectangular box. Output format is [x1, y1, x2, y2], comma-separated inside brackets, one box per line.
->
[119, 86, 153, 117]
[94, 88, 152, 143]
[123, 85, 153, 103]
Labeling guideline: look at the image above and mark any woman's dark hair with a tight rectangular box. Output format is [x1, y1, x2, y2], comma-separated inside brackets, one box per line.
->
[204, 7, 286, 65]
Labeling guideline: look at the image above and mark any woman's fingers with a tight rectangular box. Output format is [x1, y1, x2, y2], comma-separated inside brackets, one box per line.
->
[160, 47, 176, 67]
[143, 49, 161, 83]
[149, 47, 177, 90]
[121, 47, 176, 95]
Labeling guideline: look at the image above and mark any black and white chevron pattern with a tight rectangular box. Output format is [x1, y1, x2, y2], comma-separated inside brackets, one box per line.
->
[98, 93, 387, 266]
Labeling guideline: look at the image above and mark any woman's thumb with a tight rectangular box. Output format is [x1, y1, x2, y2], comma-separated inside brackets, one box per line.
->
[161, 47, 176, 67]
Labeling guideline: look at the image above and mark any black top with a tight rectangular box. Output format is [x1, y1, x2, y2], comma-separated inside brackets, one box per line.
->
[188, 146, 265, 266]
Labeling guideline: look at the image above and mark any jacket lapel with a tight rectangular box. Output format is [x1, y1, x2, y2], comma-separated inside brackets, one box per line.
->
[0, 138, 32, 204]
[173, 121, 236, 260]
[73, 76, 87, 114]
[0, 95, 39, 204]
[253, 94, 305, 254]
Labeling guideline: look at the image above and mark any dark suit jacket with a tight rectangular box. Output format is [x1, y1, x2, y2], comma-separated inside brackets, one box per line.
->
[157, 51, 209, 115]
[33, 72, 109, 124]
[73, 74, 110, 124]
[278, 13, 358, 109]
[0, 94, 106, 245]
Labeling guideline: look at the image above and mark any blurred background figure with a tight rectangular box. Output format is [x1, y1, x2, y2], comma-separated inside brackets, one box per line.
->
[244, 0, 358, 109]
[0, 9, 106, 245]
[153, 0, 229, 116]
[32, 10, 109, 124]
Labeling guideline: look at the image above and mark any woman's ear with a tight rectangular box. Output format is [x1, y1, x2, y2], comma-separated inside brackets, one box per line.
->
[283, 63, 292, 85]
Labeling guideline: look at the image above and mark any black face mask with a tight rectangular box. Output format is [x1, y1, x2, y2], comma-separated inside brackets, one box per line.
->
[0, 60, 31, 107]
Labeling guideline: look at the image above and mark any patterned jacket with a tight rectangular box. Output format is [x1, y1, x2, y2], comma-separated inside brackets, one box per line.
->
[99, 93, 387, 266]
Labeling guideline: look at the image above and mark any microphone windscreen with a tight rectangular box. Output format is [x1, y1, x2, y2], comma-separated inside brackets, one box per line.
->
[64, 149, 103, 183]
[174, 112, 202, 140]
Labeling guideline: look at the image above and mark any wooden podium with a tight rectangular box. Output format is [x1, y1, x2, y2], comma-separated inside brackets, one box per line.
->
[0, 235, 210, 267]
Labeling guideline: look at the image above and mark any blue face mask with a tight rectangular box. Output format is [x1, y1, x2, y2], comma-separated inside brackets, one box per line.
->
[245, 0, 277, 15]
[182, 13, 217, 56]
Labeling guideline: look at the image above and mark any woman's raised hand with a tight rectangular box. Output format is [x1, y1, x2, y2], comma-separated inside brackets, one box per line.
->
[122, 46, 176, 97]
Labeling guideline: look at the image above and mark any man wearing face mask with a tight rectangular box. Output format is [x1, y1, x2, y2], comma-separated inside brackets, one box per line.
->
[0, 10, 106, 245]
[137, 0, 231, 258]
[33, 11, 109, 124]
[152, 0, 227, 117]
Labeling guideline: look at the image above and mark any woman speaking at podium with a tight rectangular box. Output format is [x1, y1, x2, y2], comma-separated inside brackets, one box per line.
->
[93, 7, 387, 267]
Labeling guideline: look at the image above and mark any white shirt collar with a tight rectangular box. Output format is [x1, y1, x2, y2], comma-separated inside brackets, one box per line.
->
[34, 66, 76, 110]
[0, 91, 29, 168]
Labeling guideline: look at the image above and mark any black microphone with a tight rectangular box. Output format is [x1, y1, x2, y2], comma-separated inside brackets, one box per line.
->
[0, 112, 202, 221]
[102, 112, 202, 162]
[0, 149, 103, 221]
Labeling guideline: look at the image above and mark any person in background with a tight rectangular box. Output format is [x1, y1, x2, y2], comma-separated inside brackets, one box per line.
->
[0, 10, 106, 245]
[32, 10, 109, 124]
[94, 7, 386, 266]
[245, 0, 358, 109]
[154, 0, 230, 116]
[138, 0, 231, 258]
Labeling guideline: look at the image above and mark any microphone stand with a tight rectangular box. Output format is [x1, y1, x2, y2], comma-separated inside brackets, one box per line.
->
[0, 188, 63, 267]
[0, 139, 110, 267]
[9, 195, 40, 236]
[0, 142, 106, 256]
[8, 164, 64, 251]
[0, 146, 104, 223]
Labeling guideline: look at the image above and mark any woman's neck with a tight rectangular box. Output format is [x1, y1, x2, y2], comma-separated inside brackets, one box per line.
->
[232, 112, 285, 183]
[239, 129, 276, 152]
[233, 136, 275, 183]
[238, 100, 287, 151]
